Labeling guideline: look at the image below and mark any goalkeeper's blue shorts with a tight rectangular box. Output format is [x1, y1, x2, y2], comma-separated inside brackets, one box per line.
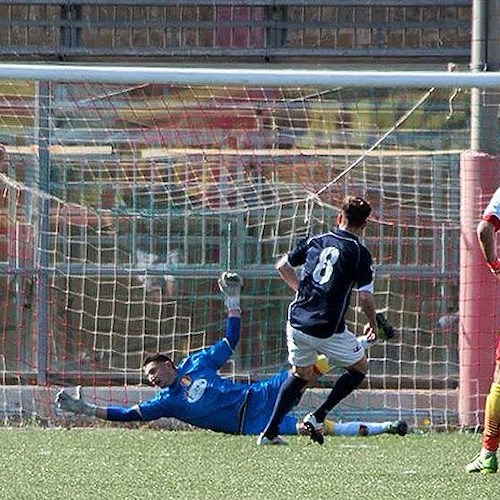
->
[240, 370, 298, 436]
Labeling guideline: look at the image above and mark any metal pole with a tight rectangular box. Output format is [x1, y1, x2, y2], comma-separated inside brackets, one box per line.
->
[35, 81, 51, 386]
[471, 0, 500, 152]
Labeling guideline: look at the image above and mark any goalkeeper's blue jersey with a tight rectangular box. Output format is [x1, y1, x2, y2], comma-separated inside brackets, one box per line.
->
[138, 338, 251, 434]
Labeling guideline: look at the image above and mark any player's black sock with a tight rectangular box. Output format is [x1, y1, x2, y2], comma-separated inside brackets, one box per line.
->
[261, 374, 308, 438]
[314, 370, 365, 423]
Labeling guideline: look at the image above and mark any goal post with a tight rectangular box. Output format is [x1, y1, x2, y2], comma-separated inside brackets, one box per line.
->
[459, 150, 500, 428]
[0, 63, 497, 430]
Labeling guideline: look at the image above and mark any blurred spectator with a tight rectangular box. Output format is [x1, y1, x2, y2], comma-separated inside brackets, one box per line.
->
[435, 306, 459, 332]
[136, 248, 179, 301]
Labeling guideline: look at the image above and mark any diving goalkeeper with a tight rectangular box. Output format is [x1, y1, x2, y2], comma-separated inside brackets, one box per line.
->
[56, 272, 407, 439]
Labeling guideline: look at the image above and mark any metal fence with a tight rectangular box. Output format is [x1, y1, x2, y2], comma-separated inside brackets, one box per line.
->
[0, 0, 471, 62]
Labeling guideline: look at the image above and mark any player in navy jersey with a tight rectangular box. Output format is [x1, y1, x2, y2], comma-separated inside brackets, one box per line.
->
[258, 195, 378, 445]
[56, 271, 407, 439]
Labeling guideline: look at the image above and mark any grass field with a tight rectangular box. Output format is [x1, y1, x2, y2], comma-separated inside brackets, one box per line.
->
[0, 428, 496, 500]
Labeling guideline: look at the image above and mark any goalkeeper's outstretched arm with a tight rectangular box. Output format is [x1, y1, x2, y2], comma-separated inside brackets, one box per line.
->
[56, 272, 245, 421]
[218, 271, 243, 349]
[55, 386, 144, 422]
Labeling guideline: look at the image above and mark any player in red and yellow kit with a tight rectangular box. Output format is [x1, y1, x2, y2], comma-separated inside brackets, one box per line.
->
[466, 186, 500, 474]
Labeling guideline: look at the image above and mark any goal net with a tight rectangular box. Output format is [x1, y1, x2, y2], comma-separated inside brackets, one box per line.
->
[0, 65, 497, 430]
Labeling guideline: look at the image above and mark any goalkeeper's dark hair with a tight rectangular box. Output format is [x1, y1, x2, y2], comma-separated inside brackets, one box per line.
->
[142, 352, 174, 367]
[341, 195, 371, 228]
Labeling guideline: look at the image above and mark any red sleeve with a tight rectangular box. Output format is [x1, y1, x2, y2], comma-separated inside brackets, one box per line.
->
[482, 213, 500, 233]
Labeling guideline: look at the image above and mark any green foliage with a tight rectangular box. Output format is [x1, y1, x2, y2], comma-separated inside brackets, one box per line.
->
[0, 428, 496, 500]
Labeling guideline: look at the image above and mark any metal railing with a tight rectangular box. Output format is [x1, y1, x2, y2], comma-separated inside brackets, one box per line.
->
[0, 0, 472, 62]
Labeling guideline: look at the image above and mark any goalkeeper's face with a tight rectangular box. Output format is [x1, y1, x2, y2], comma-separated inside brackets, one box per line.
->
[143, 359, 177, 388]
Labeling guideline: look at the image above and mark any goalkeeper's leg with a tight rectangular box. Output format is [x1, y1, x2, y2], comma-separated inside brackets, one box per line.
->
[297, 419, 408, 437]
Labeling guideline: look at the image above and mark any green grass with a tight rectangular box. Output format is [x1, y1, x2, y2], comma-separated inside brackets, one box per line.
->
[0, 428, 496, 500]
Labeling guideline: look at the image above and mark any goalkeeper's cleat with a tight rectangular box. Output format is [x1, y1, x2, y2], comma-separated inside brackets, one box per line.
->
[375, 312, 396, 340]
[386, 420, 409, 436]
[256, 434, 288, 446]
[302, 413, 325, 445]
[465, 453, 498, 474]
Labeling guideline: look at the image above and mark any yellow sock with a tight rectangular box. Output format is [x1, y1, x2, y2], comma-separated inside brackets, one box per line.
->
[324, 419, 334, 435]
[482, 382, 500, 452]
[314, 354, 330, 376]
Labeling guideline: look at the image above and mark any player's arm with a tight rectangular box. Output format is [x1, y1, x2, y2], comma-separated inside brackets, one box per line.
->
[356, 248, 377, 339]
[276, 255, 299, 292]
[358, 289, 377, 339]
[224, 315, 241, 350]
[218, 272, 243, 349]
[55, 386, 144, 421]
[276, 237, 308, 292]
[186, 273, 243, 371]
[477, 217, 500, 279]
[202, 318, 240, 368]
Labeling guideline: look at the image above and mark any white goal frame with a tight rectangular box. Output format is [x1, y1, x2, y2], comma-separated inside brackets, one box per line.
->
[1, 63, 500, 88]
[0, 63, 498, 430]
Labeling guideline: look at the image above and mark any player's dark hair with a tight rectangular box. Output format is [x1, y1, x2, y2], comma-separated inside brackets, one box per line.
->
[341, 195, 371, 228]
[142, 352, 173, 367]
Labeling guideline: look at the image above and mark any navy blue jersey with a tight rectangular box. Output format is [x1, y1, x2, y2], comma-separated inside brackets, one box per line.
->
[287, 229, 374, 338]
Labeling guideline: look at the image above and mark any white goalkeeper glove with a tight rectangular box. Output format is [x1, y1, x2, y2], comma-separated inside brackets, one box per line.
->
[55, 386, 97, 416]
[218, 271, 243, 311]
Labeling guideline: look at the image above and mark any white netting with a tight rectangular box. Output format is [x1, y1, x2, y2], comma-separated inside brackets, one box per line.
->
[0, 69, 486, 428]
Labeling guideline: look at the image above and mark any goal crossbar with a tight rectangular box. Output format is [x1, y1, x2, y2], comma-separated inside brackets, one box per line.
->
[0, 63, 499, 88]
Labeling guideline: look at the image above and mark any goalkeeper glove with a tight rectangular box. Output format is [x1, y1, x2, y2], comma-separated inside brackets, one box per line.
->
[55, 386, 97, 416]
[375, 312, 396, 340]
[218, 271, 243, 310]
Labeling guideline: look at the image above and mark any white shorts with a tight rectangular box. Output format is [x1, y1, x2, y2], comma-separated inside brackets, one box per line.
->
[286, 322, 365, 369]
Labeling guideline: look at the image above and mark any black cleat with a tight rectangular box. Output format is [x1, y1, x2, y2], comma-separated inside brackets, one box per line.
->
[387, 420, 408, 436]
[303, 413, 325, 445]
